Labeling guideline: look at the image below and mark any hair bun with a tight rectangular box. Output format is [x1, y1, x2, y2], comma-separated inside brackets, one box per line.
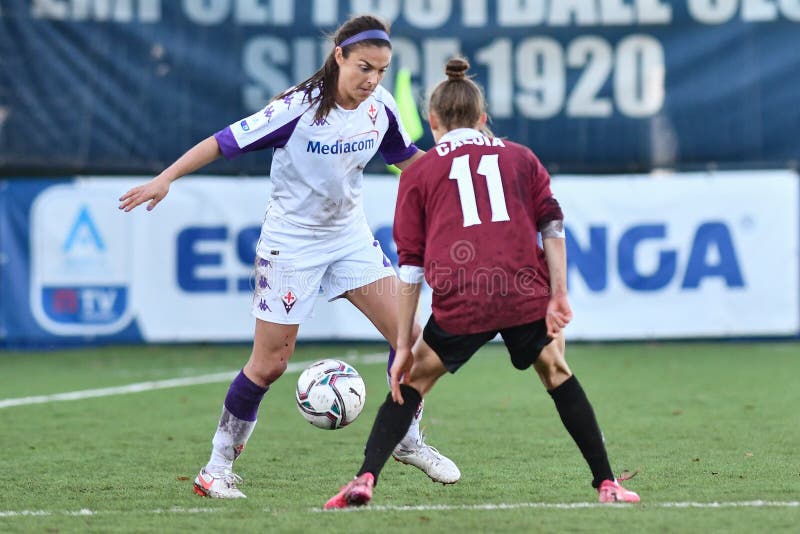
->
[445, 57, 469, 81]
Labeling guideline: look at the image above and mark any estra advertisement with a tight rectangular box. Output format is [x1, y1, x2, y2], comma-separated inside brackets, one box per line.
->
[1, 171, 797, 346]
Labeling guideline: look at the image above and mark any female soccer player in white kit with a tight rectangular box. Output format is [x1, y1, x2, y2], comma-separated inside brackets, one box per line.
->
[118, 14, 459, 498]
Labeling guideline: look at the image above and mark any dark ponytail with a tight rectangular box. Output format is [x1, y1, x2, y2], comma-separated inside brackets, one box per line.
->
[272, 15, 391, 123]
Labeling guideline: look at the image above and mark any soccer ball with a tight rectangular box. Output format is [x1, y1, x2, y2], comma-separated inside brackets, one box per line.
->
[295, 359, 366, 430]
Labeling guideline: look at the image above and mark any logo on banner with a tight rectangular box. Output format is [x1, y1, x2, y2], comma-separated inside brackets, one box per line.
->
[63, 206, 105, 253]
[566, 222, 745, 292]
[30, 187, 133, 336]
[282, 290, 297, 313]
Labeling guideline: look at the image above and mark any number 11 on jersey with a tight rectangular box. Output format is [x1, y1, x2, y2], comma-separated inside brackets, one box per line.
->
[449, 154, 510, 227]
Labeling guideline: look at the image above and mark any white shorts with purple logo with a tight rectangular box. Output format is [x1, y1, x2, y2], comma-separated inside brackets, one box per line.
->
[250, 221, 395, 325]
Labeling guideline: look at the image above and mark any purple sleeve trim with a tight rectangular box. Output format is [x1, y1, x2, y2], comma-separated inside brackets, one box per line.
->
[384, 143, 418, 165]
[250, 115, 303, 151]
[213, 115, 303, 160]
[379, 106, 418, 164]
[214, 127, 240, 160]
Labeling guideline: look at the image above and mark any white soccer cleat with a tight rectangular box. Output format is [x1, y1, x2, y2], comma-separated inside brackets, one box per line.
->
[392, 432, 461, 484]
[193, 468, 247, 499]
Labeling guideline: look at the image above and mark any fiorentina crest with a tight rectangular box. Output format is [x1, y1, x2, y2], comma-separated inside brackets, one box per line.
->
[367, 103, 378, 125]
[282, 290, 297, 313]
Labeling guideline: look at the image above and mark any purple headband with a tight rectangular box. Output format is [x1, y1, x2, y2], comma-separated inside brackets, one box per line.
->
[339, 29, 390, 48]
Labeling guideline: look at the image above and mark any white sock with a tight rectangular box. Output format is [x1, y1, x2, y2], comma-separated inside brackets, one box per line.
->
[206, 407, 257, 473]
[398, 399, 424, 448]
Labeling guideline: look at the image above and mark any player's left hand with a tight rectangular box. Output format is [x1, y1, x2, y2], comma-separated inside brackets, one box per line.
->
[545, 294, 573, 338]
[390, 347, 413, 404]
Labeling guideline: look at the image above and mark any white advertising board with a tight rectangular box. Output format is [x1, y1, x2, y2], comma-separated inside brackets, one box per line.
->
[552, 171, 799, 339]
[26, 171, 798, 342]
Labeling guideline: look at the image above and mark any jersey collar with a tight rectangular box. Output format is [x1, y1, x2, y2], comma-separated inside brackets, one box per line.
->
[437, 128, 484, 145]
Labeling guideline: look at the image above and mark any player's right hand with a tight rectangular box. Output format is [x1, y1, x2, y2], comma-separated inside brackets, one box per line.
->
[390, 347, 413, 404]
[118, 175, 170, 212]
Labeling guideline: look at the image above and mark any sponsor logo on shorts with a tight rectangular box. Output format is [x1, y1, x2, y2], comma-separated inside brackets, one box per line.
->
[239, 119, 250, 132]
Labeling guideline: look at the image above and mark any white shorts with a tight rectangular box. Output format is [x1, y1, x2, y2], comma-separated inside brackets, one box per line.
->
[250, 221, 396, 325]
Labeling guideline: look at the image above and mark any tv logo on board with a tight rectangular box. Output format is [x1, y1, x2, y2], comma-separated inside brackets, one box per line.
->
[42, 286, 126, 325]
[30, 186, 133, 336]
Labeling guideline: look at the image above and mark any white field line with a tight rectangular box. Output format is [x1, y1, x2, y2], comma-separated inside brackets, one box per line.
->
[0, 352, 388, 409]
[1, 501, 798, 518]
[320, 500, 800, 512]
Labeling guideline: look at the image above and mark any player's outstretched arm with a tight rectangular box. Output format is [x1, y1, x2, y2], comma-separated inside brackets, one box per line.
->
[118, 135, 222, 212]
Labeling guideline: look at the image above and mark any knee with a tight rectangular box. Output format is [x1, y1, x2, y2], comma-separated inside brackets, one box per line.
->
[538, 365, 571, 390]
[245, 348, 291, 386]
[534, 356, 572, 390]
[408, 349, 446, 397]
[408, 375, 436, 398]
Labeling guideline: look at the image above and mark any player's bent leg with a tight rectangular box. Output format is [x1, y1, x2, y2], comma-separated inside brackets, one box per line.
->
[194, 320, 300, 499]
[346, 278, 460, 484]
[387, 334, 424, 448]
[406, 338, 449, 397]
[245, 319, 299, 386]
[392, 339, 461, 484]
[534, 332, 639, 500]
[325, 383, 424, 509]
[344, 275, 400, 343]
[532, 331, 571, 390]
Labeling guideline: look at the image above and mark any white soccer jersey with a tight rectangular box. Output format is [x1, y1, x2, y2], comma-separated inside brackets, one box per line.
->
[214, 85, 417, 237]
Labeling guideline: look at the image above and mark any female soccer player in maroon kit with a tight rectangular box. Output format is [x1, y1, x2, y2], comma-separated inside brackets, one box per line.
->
[325, 57, 640, 508]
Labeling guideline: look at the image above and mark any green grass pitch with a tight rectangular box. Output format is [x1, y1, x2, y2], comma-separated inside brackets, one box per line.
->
[1, 341, 798, 532]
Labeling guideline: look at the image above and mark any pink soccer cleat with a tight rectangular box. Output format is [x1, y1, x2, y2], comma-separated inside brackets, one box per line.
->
[598, 479, 640, 503]
[324, 473, 375, 509]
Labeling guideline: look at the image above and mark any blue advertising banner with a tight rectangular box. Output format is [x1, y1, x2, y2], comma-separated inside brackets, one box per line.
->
[1, 1, 799, 175]
[0, 178, 144, 347]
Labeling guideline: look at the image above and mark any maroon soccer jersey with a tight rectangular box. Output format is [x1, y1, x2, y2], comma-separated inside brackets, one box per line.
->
[394, 128, 563, 334]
